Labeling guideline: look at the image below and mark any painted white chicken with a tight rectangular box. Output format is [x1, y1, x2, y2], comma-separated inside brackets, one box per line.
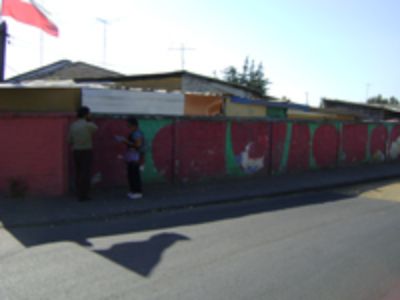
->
[237, 143, 265, 174]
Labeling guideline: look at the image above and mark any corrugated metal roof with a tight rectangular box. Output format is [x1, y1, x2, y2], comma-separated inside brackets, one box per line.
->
[7, 60, 124, 83]
[76, 70, 278, 101]
[231, 96, 310, 111]
[323, 98, 400, 113]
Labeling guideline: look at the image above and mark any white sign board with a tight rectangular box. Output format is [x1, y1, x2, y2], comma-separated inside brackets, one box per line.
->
[82, 88, 184, 115]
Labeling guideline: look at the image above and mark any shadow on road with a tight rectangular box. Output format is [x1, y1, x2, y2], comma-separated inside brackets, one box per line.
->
[0, 190, 370, 277]
[94, 232, 190, 277]
[5, 190, 354, 248]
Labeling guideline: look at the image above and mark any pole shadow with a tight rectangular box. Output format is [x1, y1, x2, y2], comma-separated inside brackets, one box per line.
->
[94, 232, 190, 277]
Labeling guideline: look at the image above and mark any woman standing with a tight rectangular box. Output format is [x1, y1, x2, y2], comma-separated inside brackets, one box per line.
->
[116, 117, 145, 200]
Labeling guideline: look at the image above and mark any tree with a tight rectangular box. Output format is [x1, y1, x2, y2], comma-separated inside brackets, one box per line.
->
[222, 57, 270, 96]
[240, 57, 249, 85]
[389, 96, 399, 105]
[223, 66, 240, 85]
[367, 95, 399, 106]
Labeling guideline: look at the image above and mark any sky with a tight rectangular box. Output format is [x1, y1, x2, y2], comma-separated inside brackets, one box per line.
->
[1, 0, 399, 107]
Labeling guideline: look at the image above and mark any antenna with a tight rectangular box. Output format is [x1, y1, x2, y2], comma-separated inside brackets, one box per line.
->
[96, 18, 110, 66]
[169, 43, 195, 70]
[96, 17, 122, 66]
[366, 83, 371, 101]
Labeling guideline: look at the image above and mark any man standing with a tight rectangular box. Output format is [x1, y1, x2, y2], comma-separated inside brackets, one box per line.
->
[68, 106, 98, 201]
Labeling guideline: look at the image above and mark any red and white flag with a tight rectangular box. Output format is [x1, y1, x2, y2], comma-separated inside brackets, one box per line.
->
[1, 0, 58, 36]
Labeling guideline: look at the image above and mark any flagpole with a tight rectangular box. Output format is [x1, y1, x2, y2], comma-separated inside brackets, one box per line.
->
[0, 0, 6, 81]
[39, 0, 45, 66]
[0, 21, 7, 81]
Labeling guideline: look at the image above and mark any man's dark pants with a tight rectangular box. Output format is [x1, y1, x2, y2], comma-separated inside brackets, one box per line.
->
[73, 150, 93, 201]
[127, 162, 142, 193]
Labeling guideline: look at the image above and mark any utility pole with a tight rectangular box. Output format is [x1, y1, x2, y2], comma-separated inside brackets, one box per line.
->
[169, 43, 194, 70]
[0, 21, 7, 82]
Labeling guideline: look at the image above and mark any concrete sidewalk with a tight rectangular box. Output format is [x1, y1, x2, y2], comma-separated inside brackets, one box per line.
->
[1, 162, 400, 229]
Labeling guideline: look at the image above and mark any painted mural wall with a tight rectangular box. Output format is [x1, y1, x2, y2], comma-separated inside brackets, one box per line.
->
[91, 118, 400, 189]
[1, 114, 400, 196]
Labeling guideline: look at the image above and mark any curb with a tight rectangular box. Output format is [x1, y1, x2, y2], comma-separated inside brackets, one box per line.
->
[2, 170, 400, 230]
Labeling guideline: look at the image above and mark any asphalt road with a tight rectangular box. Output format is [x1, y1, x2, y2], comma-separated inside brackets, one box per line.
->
[1, 186, 400, 300]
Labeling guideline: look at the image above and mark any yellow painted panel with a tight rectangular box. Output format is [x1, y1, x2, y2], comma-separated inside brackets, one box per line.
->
[0, 88, 81, 112]
[288, 109, 356, 121]
[225, 98, 266, 117]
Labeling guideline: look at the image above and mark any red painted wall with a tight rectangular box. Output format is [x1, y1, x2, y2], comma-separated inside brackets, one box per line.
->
[313, 124, 339, 168]
[152, 124, 174, 181]
[175, 120, 226, 181]
[287, 123, 311, 172]
[0, 115, 70, 196]
[370, 125, 388, 161]
[91, 119, 130, 188]
[341, 124, 369, 165]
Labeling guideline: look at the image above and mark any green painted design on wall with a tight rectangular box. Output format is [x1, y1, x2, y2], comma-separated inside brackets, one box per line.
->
[334, 122, 342, 164]
[225, 121, 245, 176]
[309, 123, 318, 169]
[337, 122, 345, 162]
[279, 122, 293, 173]
[386, 123, 397, 161]
[140, 119, 173, 183]
[386, 123, 394, 159]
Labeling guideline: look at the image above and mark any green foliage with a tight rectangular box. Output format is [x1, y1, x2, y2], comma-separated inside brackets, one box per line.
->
[223, 66, 240, 85]
[367, 95, 399, 105]
[222, 57, 270, 96]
